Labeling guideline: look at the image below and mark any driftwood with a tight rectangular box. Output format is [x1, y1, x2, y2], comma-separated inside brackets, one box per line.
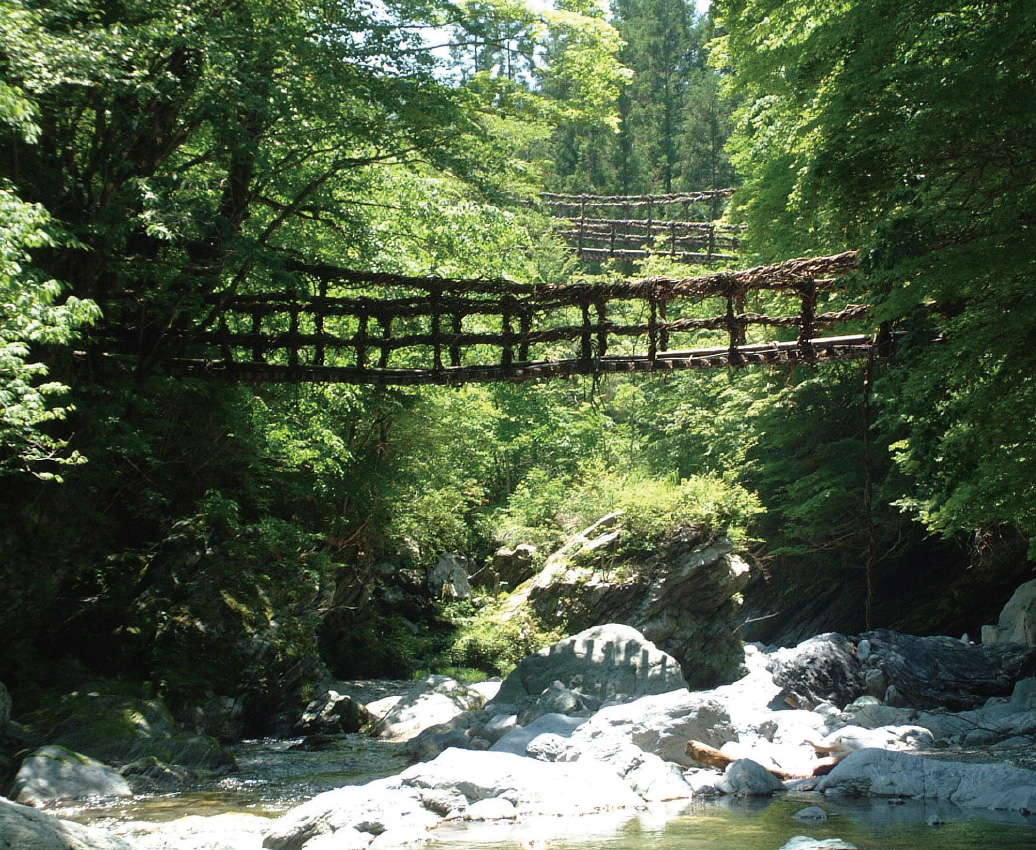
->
[685, 739, 842, 780]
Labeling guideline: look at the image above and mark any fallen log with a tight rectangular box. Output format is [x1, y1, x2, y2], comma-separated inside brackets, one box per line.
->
[685, 739, 840, 779]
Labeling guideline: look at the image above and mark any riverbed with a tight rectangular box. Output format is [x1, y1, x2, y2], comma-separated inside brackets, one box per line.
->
[56, 733, 1036, 850]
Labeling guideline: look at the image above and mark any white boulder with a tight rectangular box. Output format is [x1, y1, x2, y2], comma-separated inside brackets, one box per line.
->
[372, 676, 485, 742]
[0, 796, 132, 850]
[12, 745, 133, 807]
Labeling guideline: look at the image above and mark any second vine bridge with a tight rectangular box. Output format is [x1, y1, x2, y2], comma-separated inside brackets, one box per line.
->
[152, 250, 888, 386]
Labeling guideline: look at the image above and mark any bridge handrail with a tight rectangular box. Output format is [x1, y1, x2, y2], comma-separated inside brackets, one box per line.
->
[168, 252, 864, 376]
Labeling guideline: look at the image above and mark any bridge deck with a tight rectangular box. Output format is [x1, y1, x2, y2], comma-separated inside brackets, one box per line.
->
[158, 335, 882, 386]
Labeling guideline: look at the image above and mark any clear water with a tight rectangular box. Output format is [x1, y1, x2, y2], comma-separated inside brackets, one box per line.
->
[61, 736, 1036, 850]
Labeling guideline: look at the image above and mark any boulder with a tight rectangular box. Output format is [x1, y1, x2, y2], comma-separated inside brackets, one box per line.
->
[815, 747, 1036, 813]
[859, 629, 1019, 710]
[113, 812, 270, 850]
[524, 531, 751, 689]
[767, 633, 863, 710]
[426, 554, 471, 600]
[475, 545, 538, 591]
[568, 687, 737, 767]
[0, 795, 133, 850]
[715, 758, 784, 796]
[262, 780, 440, 850]
[262, 747, 643, 850]
[395, 747, 643, 815]
[43, 694, 235, 773]
[983, 578, 1036, 646]
[490, 624, 688, 706]
[12, 745, 133, 807]
[295, 690, 371, 735]
[489, 713, 586, 756]
[372, 676, 485, 742]
[118, 756, 194, 795]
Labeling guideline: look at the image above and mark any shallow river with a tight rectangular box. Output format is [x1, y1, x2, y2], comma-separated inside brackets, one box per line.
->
[64, 735, 1036, 850]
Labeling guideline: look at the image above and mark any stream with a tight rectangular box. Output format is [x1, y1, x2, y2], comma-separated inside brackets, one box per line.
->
[56, 734, 1036, 850]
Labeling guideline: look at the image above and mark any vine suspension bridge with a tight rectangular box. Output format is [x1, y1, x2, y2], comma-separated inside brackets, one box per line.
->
[93, 192, 891, 386]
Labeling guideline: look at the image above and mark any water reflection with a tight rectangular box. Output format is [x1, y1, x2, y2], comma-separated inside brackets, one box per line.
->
[59, 735, 1036, 850]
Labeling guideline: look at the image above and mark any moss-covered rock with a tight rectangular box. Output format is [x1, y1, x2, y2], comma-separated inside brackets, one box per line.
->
[32, 693, 234, 774]
[518, 523, 751, 690]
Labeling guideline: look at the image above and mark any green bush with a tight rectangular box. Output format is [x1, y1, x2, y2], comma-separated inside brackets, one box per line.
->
[436, 601, 562, 678]
[493, 466, 762, 561]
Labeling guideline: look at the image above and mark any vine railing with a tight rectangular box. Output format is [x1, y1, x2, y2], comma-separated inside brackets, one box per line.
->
[141, 251, 888, 385]
[540, 189, 741, 264]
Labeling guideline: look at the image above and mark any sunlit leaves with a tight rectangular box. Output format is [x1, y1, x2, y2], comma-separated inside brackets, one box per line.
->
[716, 0, 1036, 545]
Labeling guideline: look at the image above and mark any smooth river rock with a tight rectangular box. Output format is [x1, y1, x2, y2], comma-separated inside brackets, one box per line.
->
[815, 747, 1036, 812]
[12, 745, 133, 807]
[0, 796, 132, 850]
[372, 675, 485, 742]
[263, 747, 643, 850]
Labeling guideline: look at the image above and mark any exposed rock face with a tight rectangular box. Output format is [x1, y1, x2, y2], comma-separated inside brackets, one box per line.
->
[0, 796, 132, 850]
[0, 680, 10, 734]
[983, 578, 1036, 646]
[490, 624, 688, 706]
[471, 544, 538, 591]
[767, 630, 1036, 713]
[523, 528, 751, 689]
[12, 745, 133, 807]
[859, 628, 1029, 710]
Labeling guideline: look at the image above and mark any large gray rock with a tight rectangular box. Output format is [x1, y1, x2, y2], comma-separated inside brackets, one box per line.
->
[859, 629, 1021, 710]
[426, 554, 471, 600]
[815, 747, 1036, 812]
[396, 746, 643, 815]
[983, 578, 1036, 646]
[262, 779, 440, 850]
[0, 796, 132, 850]
[295, 690, 371, 735]
[44, 694, 234, 773]
[262, 747, 643, 850]
[110, 812, 269, 850]
[715, 758, 784, 796]
[12, 745, 133, 807]
[767, 633, 863, 710]
[474, 544, 538, 591]
[570, 687, 737, 767]
[490, 624, 687, 706]
[372, 676, 485, 742]
[525, 530, 751, 689]
[489, 713, 586, 756]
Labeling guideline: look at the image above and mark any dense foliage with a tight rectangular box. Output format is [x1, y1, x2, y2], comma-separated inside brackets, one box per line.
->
[1, 0, 1033, 730]
[714, 0, 1036, 552]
